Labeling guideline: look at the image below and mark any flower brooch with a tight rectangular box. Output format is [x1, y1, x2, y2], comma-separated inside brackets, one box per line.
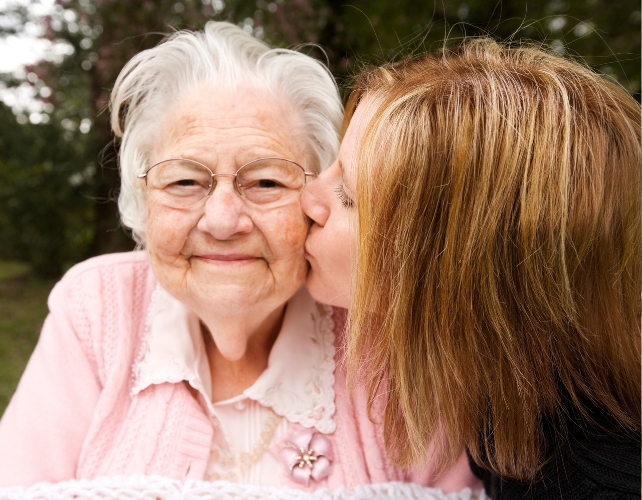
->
[278, 428, 334, 485]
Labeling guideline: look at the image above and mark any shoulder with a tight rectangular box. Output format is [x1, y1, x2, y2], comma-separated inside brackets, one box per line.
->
[47, 251, 155, 347]
[564, 423, 641, 497]
[51, 251, 153, 302]
[44, 251, 157, 383]
[60, 250, 150, 283]
[470, 426, 641, 499]
[51, 249, 156, 314]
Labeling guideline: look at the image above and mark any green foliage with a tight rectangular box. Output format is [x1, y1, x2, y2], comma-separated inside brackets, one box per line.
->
[260, 0, 641, 97]
[0, 261, 30, 281]
[0, 102, 95, 277]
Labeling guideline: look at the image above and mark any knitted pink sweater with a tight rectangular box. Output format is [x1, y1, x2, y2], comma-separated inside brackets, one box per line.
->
[0, 252, 480, 491]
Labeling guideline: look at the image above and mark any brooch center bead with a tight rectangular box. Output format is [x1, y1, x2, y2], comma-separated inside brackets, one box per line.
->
[292, 447, 319, 469]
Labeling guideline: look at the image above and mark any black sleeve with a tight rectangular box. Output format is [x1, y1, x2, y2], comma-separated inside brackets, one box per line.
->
[467, 430, 641, 500]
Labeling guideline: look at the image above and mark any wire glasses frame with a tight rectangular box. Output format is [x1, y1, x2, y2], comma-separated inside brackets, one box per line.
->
[137, 156, 318, 209]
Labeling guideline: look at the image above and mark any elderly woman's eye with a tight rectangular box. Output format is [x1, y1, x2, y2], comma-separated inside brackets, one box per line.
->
[163, 178, 209, 200]
[258, 179, 280, 188]
[241, 178, 288, 204]
[168, 178, 204, 189]
[243, 178, 287, 191]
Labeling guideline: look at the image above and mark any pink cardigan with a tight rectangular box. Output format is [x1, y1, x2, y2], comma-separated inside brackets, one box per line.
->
[0, 251, 480, 491]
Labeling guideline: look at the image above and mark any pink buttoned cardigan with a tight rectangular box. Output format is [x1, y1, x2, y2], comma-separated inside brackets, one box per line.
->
[0, 251, 480, 491]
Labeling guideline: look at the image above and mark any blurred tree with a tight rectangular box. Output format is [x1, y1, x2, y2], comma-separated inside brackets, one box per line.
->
[0, 101, 94, 277]
[0, 0, 639, 277]
[260, 0, 640, 97]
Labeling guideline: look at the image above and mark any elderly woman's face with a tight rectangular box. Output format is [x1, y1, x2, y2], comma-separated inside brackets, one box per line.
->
[146, 86, 310, 318]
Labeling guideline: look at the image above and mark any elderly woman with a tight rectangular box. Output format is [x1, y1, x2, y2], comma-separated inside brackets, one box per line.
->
[302, 40, 641, 498]
[0, 23, 480, 493]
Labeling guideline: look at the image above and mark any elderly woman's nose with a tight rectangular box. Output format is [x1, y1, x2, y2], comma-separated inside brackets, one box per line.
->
[197, 185, 253, 238]
[301, 175, 330, 226]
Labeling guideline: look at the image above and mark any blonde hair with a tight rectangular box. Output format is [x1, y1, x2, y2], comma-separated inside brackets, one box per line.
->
[347, 39, 641, 480]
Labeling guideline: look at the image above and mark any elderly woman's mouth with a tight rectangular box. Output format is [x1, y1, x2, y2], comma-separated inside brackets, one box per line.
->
[195, 254, 261, 265]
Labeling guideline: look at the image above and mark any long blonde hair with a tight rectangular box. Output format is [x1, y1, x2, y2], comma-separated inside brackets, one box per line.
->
[347, 39, 641, 480]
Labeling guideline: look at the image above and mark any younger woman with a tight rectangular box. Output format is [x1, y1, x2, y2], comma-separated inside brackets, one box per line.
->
[302, 39, 641, 498]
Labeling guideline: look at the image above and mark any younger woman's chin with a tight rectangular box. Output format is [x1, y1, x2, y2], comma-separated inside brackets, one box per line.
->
[304, 271, 350, 309]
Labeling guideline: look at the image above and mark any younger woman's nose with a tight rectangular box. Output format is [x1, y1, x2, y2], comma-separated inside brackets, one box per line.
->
[301, 174, 330, 227]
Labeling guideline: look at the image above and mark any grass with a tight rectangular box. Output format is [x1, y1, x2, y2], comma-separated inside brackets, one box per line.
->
[0, 262, 55, 417]
[0, 260, 31, 281]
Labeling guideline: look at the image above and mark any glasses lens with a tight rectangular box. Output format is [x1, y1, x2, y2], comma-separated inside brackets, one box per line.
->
[146, 159, 212, 208]
[237, 158, 305, 205]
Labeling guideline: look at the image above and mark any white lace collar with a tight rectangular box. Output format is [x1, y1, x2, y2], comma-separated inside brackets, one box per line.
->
[131, 285, 337, 434]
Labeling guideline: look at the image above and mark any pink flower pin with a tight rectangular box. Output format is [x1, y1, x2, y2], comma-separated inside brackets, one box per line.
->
[279, 428, 334, 485]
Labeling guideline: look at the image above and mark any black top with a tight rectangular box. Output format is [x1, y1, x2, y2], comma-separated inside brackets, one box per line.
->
[468, 406, 641, 499]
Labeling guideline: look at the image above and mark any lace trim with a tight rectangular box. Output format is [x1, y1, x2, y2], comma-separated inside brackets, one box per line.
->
[0, 475, 488, 499]
[250, 302, 337, 434]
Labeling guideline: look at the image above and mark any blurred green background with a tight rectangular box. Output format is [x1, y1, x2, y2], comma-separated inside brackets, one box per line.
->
[0, 0, 639, 415]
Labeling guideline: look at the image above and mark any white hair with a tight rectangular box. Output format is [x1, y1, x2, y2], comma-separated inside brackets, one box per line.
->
[110, 21, 343, 245]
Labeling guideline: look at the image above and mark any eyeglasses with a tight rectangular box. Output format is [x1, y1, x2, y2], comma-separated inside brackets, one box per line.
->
[138, 157, 317, 209]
